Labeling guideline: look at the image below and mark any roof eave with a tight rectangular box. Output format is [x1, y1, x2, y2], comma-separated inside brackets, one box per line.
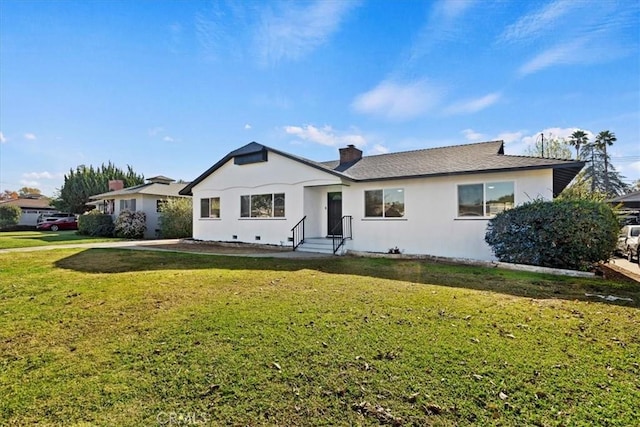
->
[347, 161, 586, 183]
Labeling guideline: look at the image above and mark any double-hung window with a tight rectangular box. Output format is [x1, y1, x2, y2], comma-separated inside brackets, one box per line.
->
[457, 182, 514, 217]
[200, 197, 220, 218]
[240, 193, 285, 218]
[364, 188, 405, 218]
[120, 198, 136, 211]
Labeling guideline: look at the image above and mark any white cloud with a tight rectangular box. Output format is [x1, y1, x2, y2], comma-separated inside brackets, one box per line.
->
[23, 171, 64, 180]
[0, 132, 6, 143]
[24, 133, 37, 140]
[352, 79, 444, 121]
[625, 161, 640, 175]
[437, 0, 477, 21]
[244, 124, 252, 130]
[518, 39, 589, 76]
[163, 136, 175, 142]
[445, 92, 501, 115]
[368, 144, 389, 155]
[495, 131, 525, 144]
[256, 1, 359, 65]
[503, 127, 594, 155]
[284, 124, 366, 147]
[20, 179, 40, 187]
[461, 129, 485, 142]
[500, 0, 576, 44]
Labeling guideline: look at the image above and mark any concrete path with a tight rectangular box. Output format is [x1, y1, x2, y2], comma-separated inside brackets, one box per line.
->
[608, 256, 640, 282]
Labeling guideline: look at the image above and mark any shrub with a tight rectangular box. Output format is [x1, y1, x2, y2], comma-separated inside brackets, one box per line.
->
[158, 197, 192, 238]
[78, 211, 114, 237]
[485, 199, 619, 271]
[0, 205, 22, 229]
[114, 210, 146, 239]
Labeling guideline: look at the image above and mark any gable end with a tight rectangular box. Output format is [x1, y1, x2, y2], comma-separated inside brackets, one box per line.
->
[234, 148, 268, 165]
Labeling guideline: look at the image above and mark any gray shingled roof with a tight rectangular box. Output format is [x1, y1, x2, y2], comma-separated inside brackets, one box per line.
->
[320, 140, 581, 180]
[180, 141, 584, 196]
[91, 182, 189, 200]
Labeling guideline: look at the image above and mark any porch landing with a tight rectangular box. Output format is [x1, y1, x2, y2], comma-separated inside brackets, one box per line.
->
[296, 237, 343, 255]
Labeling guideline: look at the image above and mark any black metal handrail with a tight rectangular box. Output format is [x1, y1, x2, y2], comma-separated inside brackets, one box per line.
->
[331, 215, 352, 254]
[291, 216, 306, 251]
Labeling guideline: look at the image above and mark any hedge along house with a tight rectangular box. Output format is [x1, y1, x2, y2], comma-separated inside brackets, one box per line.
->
[179, 141, 584, 260]
[91, 176, 190, 238]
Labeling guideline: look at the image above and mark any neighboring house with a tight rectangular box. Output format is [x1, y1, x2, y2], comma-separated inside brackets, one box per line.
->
[91, 176, 190, 238]
[179, 141, 584, 260]
[0, 195, 57, 226]
[610, 190, 640, 225]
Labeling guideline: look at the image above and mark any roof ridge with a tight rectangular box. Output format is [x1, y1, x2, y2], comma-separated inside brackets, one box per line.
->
[322, 140, 504, 162]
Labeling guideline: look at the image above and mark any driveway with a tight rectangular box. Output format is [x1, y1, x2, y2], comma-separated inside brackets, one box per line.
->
[608, 256, 640, 282]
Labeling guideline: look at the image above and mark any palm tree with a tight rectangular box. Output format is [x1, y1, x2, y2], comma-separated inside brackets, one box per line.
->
[568, 130, 589, 160]
[595, 130, 617, 195]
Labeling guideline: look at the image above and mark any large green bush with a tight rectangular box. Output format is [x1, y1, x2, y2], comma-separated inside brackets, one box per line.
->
[158, 197, 192, 238]
[78, 211, 114, 237]
[0, 205, 22, 229]
[485, 199, 618, 271]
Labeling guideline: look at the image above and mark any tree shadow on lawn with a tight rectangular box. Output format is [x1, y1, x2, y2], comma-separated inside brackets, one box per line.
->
[54, 248, 640, 309]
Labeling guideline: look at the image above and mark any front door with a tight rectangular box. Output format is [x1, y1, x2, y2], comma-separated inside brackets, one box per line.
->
[327, 192, 342, 236]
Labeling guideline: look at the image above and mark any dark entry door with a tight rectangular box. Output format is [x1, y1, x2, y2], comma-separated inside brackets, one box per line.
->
[327, 192, 342, 236]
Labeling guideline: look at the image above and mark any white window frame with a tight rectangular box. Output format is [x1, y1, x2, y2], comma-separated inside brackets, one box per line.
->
[457, 181, 515, 218]
[200, 197, 220, 219]
[364, 188, 405, 218]
[240, 193, 285, 218]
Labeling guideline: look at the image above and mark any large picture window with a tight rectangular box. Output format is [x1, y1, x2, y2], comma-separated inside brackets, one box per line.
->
[240, 193, 285, 218]
[365, 188, 405, 218]
[458, 182, 514, 217]
[200, 197, 220, 218]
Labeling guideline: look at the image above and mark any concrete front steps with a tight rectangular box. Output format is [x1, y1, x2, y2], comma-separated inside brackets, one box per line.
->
[296, 237, 342, 255]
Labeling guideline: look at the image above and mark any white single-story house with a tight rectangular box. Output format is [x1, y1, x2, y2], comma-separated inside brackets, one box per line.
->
[0, 195, 57, 226]
[179, 141, 584, 260]
[91, 176, 190, 238]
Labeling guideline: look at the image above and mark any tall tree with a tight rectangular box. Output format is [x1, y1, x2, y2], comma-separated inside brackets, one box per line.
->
[579, 135, 628, 196]
[525, 136, 572, 159]
[54, 163, 144, 214]
[568, 130, 589, 160]
[18, 187, 42, 196]
[595, 130, 616, 194]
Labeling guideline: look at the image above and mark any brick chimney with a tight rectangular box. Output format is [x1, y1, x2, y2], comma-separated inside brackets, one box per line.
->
[108, 180, 124, 191]
[339, 144, 362, 164]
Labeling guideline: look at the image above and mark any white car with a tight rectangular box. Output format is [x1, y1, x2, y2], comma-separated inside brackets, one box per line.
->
[616, 225, 640, 263]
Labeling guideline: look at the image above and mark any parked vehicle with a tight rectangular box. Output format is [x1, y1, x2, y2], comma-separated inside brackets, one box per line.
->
[37, 212, 76, 224]
[36, 217, 78, 231]
[616, 225, 640, 263]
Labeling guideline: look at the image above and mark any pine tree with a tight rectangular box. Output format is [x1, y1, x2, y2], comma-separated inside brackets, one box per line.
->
[54, 163, 144, 213]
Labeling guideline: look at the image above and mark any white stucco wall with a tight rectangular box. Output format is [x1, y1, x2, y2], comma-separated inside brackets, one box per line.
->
[341, 169, 553, 260]
[191, 152, 342, 245]
[190, 149, 555, 260]
[108, 194, 173, 238]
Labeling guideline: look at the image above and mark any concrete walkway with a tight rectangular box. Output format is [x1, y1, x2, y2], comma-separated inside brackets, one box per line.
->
[0, 239, 332, 259]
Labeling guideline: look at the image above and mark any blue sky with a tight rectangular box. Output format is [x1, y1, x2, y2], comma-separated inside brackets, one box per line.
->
[1, 0, 639, 196]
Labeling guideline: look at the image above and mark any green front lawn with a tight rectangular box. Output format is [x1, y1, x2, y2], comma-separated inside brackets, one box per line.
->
[1, 249, 638, 425]
[0, 230, 123, 249]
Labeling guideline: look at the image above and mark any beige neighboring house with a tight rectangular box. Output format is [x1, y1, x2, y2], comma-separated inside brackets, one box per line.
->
[90, 176, 190, 238]
[0, 195, 58, 226]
